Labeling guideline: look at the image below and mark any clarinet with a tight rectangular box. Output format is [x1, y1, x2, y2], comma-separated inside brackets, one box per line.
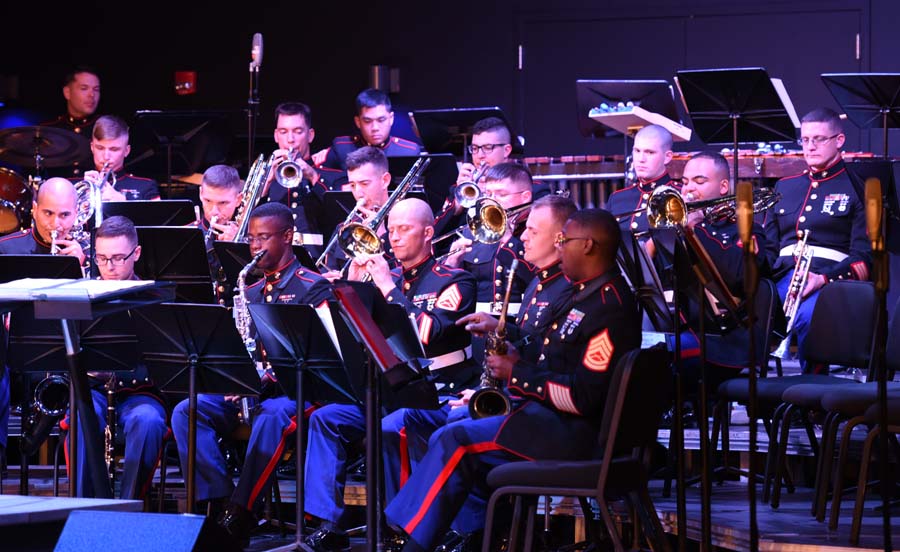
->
[233, 250, 266, 422]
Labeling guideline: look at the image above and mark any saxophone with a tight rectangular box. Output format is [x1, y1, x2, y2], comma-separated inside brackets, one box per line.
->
[469, 259, 518, 419]
[774, 229, 812, 358]
[234, 249, 267, 354]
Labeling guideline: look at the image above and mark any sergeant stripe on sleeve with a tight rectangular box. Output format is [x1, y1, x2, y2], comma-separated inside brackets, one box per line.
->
[548, 381, 580, 415]
[417, 314, 433, 345]
[851, 261, 869, 281]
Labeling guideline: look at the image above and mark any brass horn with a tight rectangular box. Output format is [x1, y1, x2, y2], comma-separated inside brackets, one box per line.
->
[276, 147, 304, 189]
[632, 185, 781, 228]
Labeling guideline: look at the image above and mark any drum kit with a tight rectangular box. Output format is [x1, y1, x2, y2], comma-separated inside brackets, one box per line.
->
[0, 125, 90, 233]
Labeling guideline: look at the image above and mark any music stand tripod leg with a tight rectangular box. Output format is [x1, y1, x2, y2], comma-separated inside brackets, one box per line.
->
[186, 355, 198, 512]
[295, 362, 306, 546]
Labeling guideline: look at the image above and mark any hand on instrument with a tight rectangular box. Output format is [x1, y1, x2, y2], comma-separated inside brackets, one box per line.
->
[456, 312, 500, 337]
[801, 272, 827, 299]
[311, 148, 329, 167]
[685, 209, 705, 229]
[355, 253, 394, 291]
[485, 343, 519, 381]
[212, 219, 239, 242]
[320, 269, 343, 282]
[54, 236, 86, 265]
[456, 163, 476, 185]
[643, 237, 656, 259]
[224, 395, 243, 403]
[443, 237, 472, 268]
[448, 388, 476, 409]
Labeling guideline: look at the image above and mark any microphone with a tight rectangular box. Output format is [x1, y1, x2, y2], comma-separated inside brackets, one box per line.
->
[736, 181, 754, 248]
[250, 33, 264, 70]
[865, 177, 883, 252]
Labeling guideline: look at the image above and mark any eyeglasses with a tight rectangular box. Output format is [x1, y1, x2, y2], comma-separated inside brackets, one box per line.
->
[797, 134, 839, 147]
[467, 143, 508, 155]
[244, 228, 291, 245]
[555, 234, 595, 248]
[95, 246, 137, 267]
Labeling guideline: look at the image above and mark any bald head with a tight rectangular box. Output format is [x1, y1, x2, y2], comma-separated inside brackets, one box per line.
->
[387, 198, 435, 267]
[632, 124, 674, 182]
[634, 124, 673, 151]
[36, 178, 77, 207]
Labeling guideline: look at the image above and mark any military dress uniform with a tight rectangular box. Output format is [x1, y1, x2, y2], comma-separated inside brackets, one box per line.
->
[461, 232, 536, 317]
[304, 256, 479, 537]
[607, 173, 676, 234]
[111, 171, 161, 201]
[391, 261, 574, 535]
[762, 159, 870, 372]
[0, 228, 53, 254]
[198, 218, 232, 306]
[263, 159, 345, 259]
[384, 268, 641, 550]
[319, 134, 422, 190]
[41, 114, 99, 178]
[171, 257, 333, 510]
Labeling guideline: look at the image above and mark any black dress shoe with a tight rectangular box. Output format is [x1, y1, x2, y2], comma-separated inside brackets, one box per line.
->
[217, 502, 257, 544]
[304, 527, 351, 552]
[382, 531, 408, 552]
[435, 530, 484, 552]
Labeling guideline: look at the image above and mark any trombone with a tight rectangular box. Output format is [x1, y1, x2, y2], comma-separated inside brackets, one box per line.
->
[432, 199, 532, 254]
[616, 185, 781, 228]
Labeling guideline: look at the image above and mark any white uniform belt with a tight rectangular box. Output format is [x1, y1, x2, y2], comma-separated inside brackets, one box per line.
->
[294, 233, 324, 246]
[476, 302, 521, 316]
[429, 346, 472, 371]
[779, 244, 848, 263]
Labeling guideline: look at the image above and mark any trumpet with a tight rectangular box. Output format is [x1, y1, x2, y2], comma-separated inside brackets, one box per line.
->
[455, 162, 489, 209]
[616, 185, 781, 229]
[275, 147, 304, 189]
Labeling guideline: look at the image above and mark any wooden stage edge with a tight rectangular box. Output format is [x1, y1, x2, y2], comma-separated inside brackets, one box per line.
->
[650, 480, 897, 552]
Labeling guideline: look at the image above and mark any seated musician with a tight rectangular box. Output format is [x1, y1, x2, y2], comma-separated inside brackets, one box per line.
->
[658, 152, 775, 389]
[318, 146, 394, 276]
[312, 88, 421, 189]
[432, 117, 515, 237]
[303, 198, 479, 552]
[763, 108, 870, 374]
[260, 102, 343, 258]
[384, 208, 641, 552]
[607, 124, 676, 234]
[170, 202, 333, 540]
[41, 66, 101, 178]
[197, 164, 243, 304]
[387, 194, 577, 550]
[60, 215, 168, 499]
[81, 115, 160, 201]
[0, 177, 85, 471]
[443, 163, 537, 317]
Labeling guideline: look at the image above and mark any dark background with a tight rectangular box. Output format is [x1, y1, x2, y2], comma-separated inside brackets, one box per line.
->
[3, 0, 900, 171]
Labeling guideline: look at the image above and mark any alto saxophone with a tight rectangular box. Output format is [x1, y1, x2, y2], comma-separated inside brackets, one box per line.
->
[774, 229, 812, 358]
[233, 249, 266, 422]
[469, 259, 518, 419]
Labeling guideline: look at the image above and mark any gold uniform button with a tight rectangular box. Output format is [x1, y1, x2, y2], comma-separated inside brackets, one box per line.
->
[448, 383, 455, 389]
[494, 293, 501, 300]
[523, 314, 529, 321]
[810, 194, 818, 200]
[536, 386, 543, 394]
[523, 382, 529, 388]
[539, 354, 545, 361]
[805, 205, 812, 212]
[217, 285, 225, 292]
[543, 337, 550, 345]
[631, 222, 639, 229]
[473, 258, 479, 263]
[218, 299, 225, 305]
[536, 284, 543, 291]
[74, 127, 81, 133]
[511, 377, 518, 384]
[811, 181, 819, 188]
[797, 230, 804, 239]
[291, 202, 298, 208]
[292, 192, 299, 198]
[579, 283, 586, 291]
[404, 283, 411, 291]
[531, 298, 537, 305]
[541, 270, 548, 278]
[495, 279, 502, 286]
[642, 193, 650, 200]
[266, 284, 273, 291]
[496, 266, 503, 272]
[799, 216, 806, 223]
[266, 296, 273, 302]
[387, 296, 393, 302]
[551, 323, 559, 330]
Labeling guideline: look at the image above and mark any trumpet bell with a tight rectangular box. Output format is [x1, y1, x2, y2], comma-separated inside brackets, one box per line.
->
[456, 182, 482, 209]
[646, 185, 686, 228]
[339, 222, 383, 257]
[276, 161, 303, 189]
[467, 198, 508, 244]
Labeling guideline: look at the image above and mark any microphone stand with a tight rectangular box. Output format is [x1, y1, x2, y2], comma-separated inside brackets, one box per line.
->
[247, 59, 261, 172]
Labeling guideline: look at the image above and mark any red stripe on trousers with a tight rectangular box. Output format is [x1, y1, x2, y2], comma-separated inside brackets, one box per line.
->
[399, 426, 410, 487]
[403, 441, 502, 535]
[246, 416, 297, 510]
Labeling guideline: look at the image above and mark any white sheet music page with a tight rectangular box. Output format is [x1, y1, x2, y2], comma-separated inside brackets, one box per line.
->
[0, 278, 155, 301]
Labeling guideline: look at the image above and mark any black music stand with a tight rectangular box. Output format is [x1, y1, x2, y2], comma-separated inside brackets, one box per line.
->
[408, 107, 521, 162]
[675, 67, 799, 191]
[319, 192, 359, 248]
[101, 200, 197, 227]
[213, 241, 317, 292]
[331, 282, 437, 551]
[0, 278, 174, 499]
[821, 73, 900, 158]
[134, 226, 214, 303]
[248, 302, 356, 545]
[575, 79, 680, 139]
[0, 254, 82, 283]
[130, 302, 260, 511]
[130, 110, 233, 186]
[387, 153, 459, 215]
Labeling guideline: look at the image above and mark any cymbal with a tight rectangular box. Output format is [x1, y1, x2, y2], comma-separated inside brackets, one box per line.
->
[0, 125, 90, 168]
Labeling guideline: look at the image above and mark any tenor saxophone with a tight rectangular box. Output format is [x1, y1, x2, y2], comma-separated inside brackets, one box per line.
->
[469, 259, 518, 419]
[774, 229, 812, 358]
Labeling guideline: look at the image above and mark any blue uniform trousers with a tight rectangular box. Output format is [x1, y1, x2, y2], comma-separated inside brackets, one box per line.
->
[172, 394, 300, 510]
[384, 415, 525, 551]
[66, 390, 167, 499]
[304, 403, 405, 528]
[777, 270, 822, 373]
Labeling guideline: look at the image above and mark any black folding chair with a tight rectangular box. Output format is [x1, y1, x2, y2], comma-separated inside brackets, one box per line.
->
[481, 346, 673, 552]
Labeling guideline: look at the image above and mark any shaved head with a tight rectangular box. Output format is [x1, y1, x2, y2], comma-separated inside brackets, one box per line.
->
[389, 198, 434, 227]
[634, 124, 673, 151]
[36, 178, 77, 208]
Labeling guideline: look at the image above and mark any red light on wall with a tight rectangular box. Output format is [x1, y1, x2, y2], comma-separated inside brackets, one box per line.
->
[175, 71, 197, 95]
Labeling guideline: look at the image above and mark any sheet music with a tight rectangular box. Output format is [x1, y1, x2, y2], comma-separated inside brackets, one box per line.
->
[0, 278, 156, 301]
[315, 304, 344, 361]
